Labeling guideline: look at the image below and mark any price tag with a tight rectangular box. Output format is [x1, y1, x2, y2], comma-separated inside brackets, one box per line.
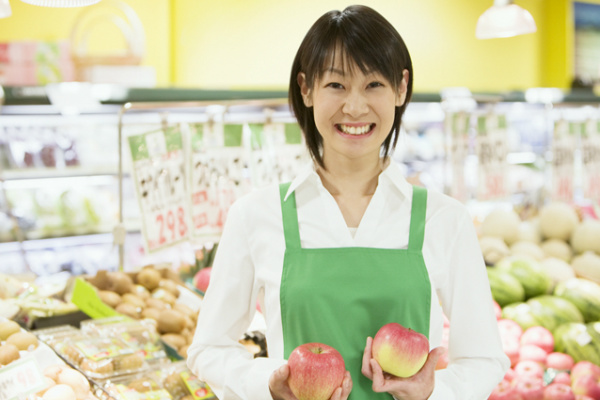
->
[128, 126, 190, 252]
[446, 112, 470, 201]
[71, 278, 121, 319]
[582, 119, 600, 203]
[0, 356, 46, 400]
[476, 114, 507, 200]
[551, 120, 576, 202]
[188, 123, 250, 239]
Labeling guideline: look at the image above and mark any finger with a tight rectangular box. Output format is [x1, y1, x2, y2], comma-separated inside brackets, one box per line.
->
[341, 371, 353, 399]
[422, 346, 445, 374]
[370, 359, 387, 392]
[361, 337, 374, 378]
[330, 387, 342, 400]
[269, 365, 290, 392]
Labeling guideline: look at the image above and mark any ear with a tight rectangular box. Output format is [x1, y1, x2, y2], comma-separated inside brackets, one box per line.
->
[297, 72, 313, 107]
[395, 69, 410, 107]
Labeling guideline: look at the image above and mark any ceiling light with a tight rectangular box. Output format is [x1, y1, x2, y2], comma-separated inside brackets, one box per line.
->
[0, 0, 11, 18]
[476, 0, 537, 39]
[20, 0, 100, 7]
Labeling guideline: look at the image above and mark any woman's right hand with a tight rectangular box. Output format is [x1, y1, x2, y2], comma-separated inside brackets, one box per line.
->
[269, 364, 353, 400]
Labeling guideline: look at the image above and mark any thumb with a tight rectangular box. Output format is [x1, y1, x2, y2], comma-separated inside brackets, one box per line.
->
[423, 346, 445, 372]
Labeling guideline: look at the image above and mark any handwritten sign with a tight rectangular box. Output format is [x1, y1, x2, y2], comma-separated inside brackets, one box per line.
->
[476, 114, 508, 200]
[188, 123, 250, 239]
[128, 126, 190, 252]
[551, 120, 576, 202]
[446, 112, 470, 202]
[582, 119, 600, 203]
[0, 356, 45, 400]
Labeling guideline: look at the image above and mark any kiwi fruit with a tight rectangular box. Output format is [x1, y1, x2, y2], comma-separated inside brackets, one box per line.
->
[145, 298, 167, 310]
[161, 333, 187, 349]
[128, 378, 160, 392]
[106, 272, 134, 295]
[157, 309, 186, 334]
[131, 285, 151, 300]
[136, 268, 162, 291]
[80, 358, 114, 375]
[121, 293, 145, 309]
[0, 343, 20, 365]
[114, 353, 144, 371]
[98, 291, 121, 308]
[115, 303, 141, 319]
[158, 279, 180, 297]
[141, 307, 161, 321]
[151, 289, 176, 306]
[0, 320, 21, 340]
[6, 331, 38, 351]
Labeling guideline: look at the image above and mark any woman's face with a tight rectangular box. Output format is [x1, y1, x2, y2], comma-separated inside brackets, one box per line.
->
[298, 52, 408, 166]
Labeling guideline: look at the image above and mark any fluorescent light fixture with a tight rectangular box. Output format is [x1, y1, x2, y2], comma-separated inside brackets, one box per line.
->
[476, 0, 537, 39]
[20, 0, 100, 7]
[0, 0, 11, 18]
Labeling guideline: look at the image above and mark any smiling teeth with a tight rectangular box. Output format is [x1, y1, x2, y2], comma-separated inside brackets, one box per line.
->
[339, 124, 372, 135]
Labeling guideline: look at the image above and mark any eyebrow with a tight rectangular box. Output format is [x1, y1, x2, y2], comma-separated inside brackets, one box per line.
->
[323, 67, 376, 77]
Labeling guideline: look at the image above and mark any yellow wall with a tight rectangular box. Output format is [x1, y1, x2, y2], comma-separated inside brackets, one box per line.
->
[0, 0, 590, 92]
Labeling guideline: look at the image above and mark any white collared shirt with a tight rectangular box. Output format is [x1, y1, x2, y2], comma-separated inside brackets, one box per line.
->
[187, 160, 510, 400]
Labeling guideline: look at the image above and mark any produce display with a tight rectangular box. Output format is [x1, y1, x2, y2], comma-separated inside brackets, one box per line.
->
[476, 201, 600, 399]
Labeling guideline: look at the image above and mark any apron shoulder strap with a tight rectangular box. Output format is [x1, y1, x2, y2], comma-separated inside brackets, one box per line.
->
[408, 185, 427, 252]
[279, 182, 301, 249]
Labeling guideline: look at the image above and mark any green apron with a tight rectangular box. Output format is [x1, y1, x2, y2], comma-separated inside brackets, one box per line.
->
[279, 183, 432, 400]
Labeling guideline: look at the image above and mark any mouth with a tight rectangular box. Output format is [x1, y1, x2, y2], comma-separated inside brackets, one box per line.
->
[336, 123, 375, 136]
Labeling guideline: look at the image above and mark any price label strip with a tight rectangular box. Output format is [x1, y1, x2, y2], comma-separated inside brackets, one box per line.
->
[582, 119, 600, 203]
[551, 120, 576, 202]
[128, 126, 190, 252]
[476, 114, 508, 201]
[187, 123, 250, 239]
[0, 356, 46, 400]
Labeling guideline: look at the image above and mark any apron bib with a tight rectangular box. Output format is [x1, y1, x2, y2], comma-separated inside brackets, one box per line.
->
[279, 183, 432, 400]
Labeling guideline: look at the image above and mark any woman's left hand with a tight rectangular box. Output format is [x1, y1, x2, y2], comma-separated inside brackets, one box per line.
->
[361, 337, 444, 400]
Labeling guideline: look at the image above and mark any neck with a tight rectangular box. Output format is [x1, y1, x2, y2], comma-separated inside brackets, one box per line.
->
[318, 155, 384, 197]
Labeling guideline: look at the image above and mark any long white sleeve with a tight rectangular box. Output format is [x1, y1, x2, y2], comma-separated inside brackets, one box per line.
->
[186, 201, 286, 399]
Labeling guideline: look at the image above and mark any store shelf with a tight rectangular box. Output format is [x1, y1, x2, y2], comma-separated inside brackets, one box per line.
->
[1, 166, 120, 181]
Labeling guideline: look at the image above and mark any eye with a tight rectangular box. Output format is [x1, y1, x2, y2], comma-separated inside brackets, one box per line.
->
[367, 81, 384, 89]
[326, 82, 344, 89]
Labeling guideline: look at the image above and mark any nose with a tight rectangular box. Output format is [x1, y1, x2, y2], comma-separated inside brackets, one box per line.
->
[342, 89, 369, 117]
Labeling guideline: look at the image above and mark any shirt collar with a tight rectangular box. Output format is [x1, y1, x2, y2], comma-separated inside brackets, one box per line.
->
[283, 159, 412, 201]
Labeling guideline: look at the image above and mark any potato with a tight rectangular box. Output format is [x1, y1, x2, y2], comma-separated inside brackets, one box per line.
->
[0, 320, 21, 340]
[106, 272, 134, 295]
[0, 343, 20, 365]
[136, 268, 161, 291]
[157, 309, 186, 334]
[98, 291, 121, 308]
[7, 331, 38, 351]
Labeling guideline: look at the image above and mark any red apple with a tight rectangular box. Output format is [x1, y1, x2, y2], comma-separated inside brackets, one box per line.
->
[498, 319, 524, 342]
[493, 300, 502, 320]
[489, 379, 523, 400]
[572, 374, 600, 399]
[504, 368, 517, 382]
[519, 345, 548, 366]
[513, 376, 545, 400]
[543, 383, 575, 400]
[372, 322, 429, 378]
[514, 360, 545, 379]
[521, 326, 555, 354]
[552, 371, 571, 386]
[571, 361, 600, 382]
[546, 352, 574, 371]
[193, 267, 212, 293]
[502, 337, 521, 367]
[288, 343, 345, 400]
[574, 395, 594, 400]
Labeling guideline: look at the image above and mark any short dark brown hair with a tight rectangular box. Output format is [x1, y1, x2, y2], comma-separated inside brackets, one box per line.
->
[288, 5, 414, 168]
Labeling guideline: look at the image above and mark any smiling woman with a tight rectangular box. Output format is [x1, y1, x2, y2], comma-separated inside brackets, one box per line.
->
[187, 5, 510, 400]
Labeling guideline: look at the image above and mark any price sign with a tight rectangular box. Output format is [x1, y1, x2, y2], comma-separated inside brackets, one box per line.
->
[128, 126, 190, 252]
[582, 119, 600, 203]
[476, 114, 508, 200]
[551, 120, 576, 202]
[446, 112, 470, 201]
[0, 356, 45, 400]
[188, 123, 250, 238]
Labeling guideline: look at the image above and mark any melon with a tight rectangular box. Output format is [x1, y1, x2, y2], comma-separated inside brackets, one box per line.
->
[496, 256, 552, 299]
[554, 278, 600, 323]
[501, 302, 540, 331]
[516, 220, 541, 244]
[553, 322, 600, 365]
[539, 202, 579, 241]
[570, 219, 600, 255]
[479, 236, 511, 266]
[571, 251, 600, 284]
[540, 239, 573, 262]
[487, 267, 526, 307]
[510, 241, 545, 261]
[539, 257, 576, 291]
[481, 209, 521, 245]
[526, 295, 584, 332]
